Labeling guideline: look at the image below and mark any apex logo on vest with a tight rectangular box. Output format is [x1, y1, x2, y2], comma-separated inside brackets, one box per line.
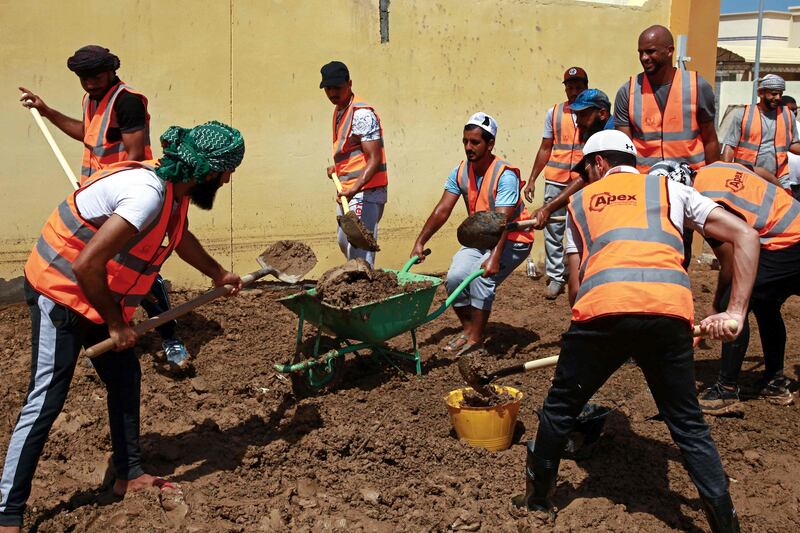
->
[725, 172, 745, 193]
[589, 192, 638, 212]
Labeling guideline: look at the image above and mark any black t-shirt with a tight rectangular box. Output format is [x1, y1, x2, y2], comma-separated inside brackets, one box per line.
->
[90, 82, 147, 143]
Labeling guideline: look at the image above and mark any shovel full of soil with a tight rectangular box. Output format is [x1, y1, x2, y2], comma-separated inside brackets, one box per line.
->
[330, 173, 380, 252]
[83, 240, 317, 358]
[457, 211, 565, 249]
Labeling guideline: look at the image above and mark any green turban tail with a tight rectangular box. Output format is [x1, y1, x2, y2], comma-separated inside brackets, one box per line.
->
[156, 120, 245, 183]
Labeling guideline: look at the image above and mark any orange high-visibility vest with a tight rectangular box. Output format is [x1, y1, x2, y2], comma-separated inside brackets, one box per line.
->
[694, 161, 800, 251]
[628, 69, 705, 172]
[567, 172, 692, 323]
[81, 80, 153, 184]
[332, 95, 388, 194]
[25, 160, 189, 324]
[544, 102, 583, 183]
[456, 157, 534, 245]
[732, 104, 794, 178]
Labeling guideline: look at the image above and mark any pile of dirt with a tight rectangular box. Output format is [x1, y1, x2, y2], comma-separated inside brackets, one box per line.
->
[315, 258, 432, 308]
[461, 387, 517, 408]
[0, 265, 798, 532]
[259, 240, 317, 279]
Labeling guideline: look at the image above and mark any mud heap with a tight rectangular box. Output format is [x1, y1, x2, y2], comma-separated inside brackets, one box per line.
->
[316, 258, 432, 308]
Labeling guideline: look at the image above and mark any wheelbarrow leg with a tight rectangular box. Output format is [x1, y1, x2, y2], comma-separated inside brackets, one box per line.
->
[411, 329, 421, 376]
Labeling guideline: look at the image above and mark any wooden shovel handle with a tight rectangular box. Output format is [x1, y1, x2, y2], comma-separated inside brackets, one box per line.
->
[82, 268, 273, 359]
[330, 173, 350, 214]
[28, 107, 79, 190]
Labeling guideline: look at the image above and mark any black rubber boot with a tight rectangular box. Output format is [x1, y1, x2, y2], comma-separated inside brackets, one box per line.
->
[510, 442, 558, 518]
[701, 493, 740, 533]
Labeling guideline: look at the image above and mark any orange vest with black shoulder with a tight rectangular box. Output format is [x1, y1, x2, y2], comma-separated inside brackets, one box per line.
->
[544, 102, 583, 183]
[567, 172, 692, 324]
[332, 95, 388, 194]
[25, 160, 189, 324]
[628, 69, 705, 172]
[456, 157, 534, 245]
[693, 161, 800, 251]
[732, 104, 794, 179]
[81, 80, 153, 184]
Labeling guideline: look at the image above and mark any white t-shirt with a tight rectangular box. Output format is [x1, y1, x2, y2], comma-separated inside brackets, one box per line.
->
[75, 168, 166, 231]
[565, 166, 720, 255]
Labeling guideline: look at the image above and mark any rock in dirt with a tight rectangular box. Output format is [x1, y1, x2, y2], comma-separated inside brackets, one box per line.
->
[316, 259, 432, 308]
[259, 240, 317, 279]
[360, 486, 381, 505]
[190, 377, 209, 393]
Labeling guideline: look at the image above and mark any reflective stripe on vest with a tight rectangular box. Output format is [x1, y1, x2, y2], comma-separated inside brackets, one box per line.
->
[628, 69, 705, 172]
[567, 172, 693, 323]
[331, 95, 388, 193]
[544, 102, 583, 183]
[732, 105, 793, 178]
[694, 161, 800, 251]
[24, 161, 188, 323]
[456, 157, 534, 245]
[81, 81, 153, 183]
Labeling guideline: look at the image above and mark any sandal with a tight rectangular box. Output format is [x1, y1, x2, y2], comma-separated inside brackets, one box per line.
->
[456, 342, 485, 357]
[442, 333, 469, 352]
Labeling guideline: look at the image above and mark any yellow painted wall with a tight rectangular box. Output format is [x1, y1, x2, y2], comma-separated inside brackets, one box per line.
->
[0, 0, 718, 288]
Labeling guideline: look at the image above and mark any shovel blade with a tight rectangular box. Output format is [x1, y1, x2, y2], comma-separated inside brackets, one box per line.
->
[256, 240, 318, 283]
[337, 212, 380, 251]
[457, 353, 496, 398]
[457, 211, 506, 249]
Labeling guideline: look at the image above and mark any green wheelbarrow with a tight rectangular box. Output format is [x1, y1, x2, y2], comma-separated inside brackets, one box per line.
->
[274, 251, 484, 397]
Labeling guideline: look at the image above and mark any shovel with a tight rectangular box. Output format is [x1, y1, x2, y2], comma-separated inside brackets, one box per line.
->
[82, 240, 317, 358]
[457, 211, 566, 249]
[330, 173, 380, 252]
[459, 319, 739, 398]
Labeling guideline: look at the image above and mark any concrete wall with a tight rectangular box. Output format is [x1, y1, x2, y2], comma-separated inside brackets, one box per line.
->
[719, 11, 793, 47]
[0, 0, 718, 288]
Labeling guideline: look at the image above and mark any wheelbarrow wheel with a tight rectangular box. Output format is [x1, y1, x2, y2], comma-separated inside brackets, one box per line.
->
[290, 336, 345, 398]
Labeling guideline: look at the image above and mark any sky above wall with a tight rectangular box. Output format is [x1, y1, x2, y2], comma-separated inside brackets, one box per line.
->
[721, 0, 795, 13]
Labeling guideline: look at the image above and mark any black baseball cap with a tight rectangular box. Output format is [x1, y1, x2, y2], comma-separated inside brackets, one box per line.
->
[320, 61, 350, 88]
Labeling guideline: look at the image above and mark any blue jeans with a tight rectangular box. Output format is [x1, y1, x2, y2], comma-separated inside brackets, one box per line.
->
[543, 182, 567, 284]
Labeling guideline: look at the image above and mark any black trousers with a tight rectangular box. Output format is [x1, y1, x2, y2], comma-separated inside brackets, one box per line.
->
[532, 315, 729, 500]
[0, 282, 144, 527]
[140, 275, 176, 341]
[717, 280, 798, 385]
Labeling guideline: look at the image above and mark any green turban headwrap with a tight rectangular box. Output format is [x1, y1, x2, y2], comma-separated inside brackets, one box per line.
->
[156, 120, 245, 183]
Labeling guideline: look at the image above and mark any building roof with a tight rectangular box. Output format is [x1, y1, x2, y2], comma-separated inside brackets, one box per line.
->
[719, 45, 800, 65]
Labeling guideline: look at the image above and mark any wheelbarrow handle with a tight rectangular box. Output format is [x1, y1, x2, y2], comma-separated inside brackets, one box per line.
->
[82, 266, 275, 359]
[400, 248, 431, 273]
[425, 268, 485, 322]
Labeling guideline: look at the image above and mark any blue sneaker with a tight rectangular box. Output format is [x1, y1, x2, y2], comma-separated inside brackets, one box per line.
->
[162, 339, 190, 369]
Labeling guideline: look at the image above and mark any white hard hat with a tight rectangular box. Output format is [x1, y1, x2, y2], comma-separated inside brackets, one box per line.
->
[465, 112, 498, 138]
[572, 129, 637, 174]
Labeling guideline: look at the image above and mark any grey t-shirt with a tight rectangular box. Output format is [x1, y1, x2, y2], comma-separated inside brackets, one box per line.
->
[614, 72, 716, 128]
[722, 106, 800, 175]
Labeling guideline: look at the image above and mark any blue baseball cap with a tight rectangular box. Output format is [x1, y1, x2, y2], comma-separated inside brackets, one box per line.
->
[570, 89, 611, 112]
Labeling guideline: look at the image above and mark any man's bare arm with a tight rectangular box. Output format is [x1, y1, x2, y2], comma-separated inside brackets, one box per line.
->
[523, 138, 554, 203]
[20, 87, 84, 141]
[700, 120, 721, 165]
[121, 130, 148, 161]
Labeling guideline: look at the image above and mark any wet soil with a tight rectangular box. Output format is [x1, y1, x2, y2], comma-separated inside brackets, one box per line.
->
[338, 211, 380, 252]
[0, 265, 798, 531]
[461, 388, 517, 408]
[316, 259, 433, 308]
[259, 240, 317, 279]
[457, 211, 507, 250]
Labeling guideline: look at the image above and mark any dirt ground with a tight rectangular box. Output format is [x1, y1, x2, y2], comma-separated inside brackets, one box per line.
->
[0, 265, 798, 532]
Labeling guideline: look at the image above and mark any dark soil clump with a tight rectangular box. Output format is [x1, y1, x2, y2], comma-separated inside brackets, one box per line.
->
[461, 387, 516, 408]
[317, 260, 432, 308]
[259, 240, 317, 278]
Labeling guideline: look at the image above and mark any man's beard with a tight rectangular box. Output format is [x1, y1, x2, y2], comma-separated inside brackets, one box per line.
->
[586, 116, 606, 137]
[190, 175, 223, 210]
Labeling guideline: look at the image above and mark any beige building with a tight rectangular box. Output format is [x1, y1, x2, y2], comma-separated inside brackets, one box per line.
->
[0, 0, 719, 288]
[718, 6, 800, 82]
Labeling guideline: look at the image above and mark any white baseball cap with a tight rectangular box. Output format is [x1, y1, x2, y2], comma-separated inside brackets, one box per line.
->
[572, 129, 637, 173]
[465, 112, 498, 138]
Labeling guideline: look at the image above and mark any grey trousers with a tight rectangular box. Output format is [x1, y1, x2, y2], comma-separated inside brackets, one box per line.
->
[543, 182, 567, 284]
[445, 241, 532, 310]
[336, 197, 385, 267]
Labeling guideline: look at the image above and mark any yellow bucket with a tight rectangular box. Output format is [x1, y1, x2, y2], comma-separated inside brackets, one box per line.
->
[445, 385, 523, 452]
